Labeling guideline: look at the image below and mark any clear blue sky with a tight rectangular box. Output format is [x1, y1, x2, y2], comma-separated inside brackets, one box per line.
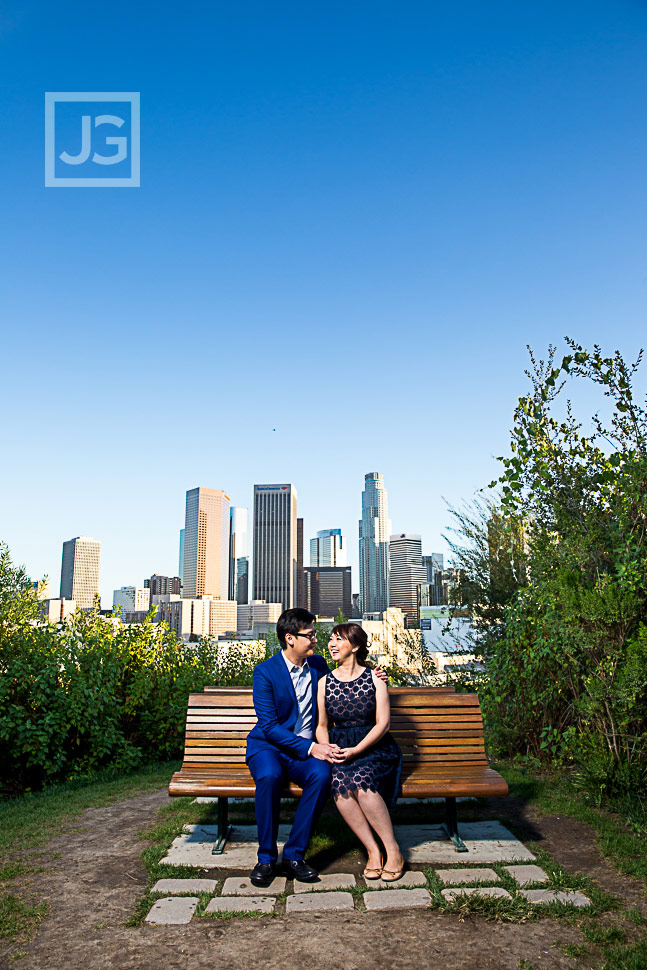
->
[1, 0, 645, 603]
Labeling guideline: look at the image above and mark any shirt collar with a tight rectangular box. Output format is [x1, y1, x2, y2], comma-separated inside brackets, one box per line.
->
[281, 651, 309, 675]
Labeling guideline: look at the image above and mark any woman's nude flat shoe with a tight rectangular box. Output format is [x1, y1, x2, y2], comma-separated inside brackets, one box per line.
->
[381, 859, 406, 882]
[363, 864, 383, 880]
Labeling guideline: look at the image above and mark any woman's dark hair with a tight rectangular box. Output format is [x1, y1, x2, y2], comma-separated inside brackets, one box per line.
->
[277, 608, 316, 649]
[331, 623, 371, 666]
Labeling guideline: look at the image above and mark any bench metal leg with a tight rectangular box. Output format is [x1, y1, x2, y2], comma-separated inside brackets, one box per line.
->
[442, 797, 468, 853]
[211, 797, 232, 855]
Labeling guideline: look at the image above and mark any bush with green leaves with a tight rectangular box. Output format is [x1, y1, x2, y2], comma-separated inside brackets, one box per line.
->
[0, 546, 262, 793]
[447, 341, 647, 800]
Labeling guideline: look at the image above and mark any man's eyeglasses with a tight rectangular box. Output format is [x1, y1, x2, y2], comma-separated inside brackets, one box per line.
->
[296, 631, 317, 641]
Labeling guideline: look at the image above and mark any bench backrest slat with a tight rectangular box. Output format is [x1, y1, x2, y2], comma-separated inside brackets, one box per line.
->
[179, 687, 488, 769]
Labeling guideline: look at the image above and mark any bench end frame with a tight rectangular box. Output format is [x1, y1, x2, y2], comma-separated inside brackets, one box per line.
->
[442, 796, 468, 853]
[211, 796, 232, 855]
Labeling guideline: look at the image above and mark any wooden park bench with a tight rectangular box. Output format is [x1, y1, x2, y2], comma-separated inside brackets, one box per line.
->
[168, 685, 508, 854]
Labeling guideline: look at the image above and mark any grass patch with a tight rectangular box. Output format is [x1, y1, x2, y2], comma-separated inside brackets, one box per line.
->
[202, 909, 268, 920]
[0, 894, 48, 942]
[597, 935, 647, 970]
[0, 863, 35, 883]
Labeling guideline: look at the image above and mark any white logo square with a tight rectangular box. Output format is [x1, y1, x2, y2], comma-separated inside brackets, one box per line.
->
[44, 92, 140, 187]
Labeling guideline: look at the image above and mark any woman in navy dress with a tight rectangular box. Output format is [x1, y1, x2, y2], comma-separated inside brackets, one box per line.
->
[316, 623, 404, 881]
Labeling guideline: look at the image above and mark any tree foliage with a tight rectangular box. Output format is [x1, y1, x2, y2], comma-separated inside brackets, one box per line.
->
[0, 556, 261, 794]
[449, 340, 647, 800]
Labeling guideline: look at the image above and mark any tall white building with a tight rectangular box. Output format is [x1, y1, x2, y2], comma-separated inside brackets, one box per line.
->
[253, 484, 298, 612]
[113, 587, 150, 612]
[229, 506, 249, 604]
[389, 534, 427, 624]
[359, 473, 391, 614]
[310, 529, 346, 567]
[182, 487, 230, 599]
[60, 536, 101, 609]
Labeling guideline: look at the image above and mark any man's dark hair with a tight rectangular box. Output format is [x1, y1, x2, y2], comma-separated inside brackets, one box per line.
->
[277, 608, 316, 649]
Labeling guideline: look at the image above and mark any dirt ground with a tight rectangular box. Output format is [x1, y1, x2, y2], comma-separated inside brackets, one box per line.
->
[1, 788, 645, 970]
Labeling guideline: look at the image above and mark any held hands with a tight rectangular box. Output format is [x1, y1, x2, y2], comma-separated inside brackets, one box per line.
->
[310, 742, 343, 763]
[332, 747, 357, 763]
[310, 743, 358, 763]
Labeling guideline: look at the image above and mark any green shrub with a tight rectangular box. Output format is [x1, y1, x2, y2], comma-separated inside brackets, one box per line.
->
[0, 564, 260, 793]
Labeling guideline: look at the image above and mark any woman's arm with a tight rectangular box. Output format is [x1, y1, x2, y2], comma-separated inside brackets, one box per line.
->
[336, 671, 390, 760]
[315, 676, 330, 744]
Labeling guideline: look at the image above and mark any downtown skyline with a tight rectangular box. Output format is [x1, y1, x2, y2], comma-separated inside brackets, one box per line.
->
[41, 472, 441, 607]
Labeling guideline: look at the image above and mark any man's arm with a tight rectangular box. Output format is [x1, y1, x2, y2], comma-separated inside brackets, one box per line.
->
[252, 665, 312, 759]
[316, 652, 386, 684]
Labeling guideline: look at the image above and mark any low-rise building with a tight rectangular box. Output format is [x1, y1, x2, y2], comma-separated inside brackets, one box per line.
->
[113, 586, 150, 612]
[154, 595, 237, 639]
[237, 599, 283, 632]
[40, 598, 76, 623]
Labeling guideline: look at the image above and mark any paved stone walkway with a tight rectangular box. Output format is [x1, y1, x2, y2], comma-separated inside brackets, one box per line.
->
[162, 820, 536, 868]
[145, 863, 592, 924]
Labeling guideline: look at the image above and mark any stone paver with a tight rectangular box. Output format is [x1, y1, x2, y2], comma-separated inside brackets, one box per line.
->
[204, 896, 275, 914]
[395, 821, 535, 864]
[293, 873, 356, 893]
[221, 876, 286, 896]
[377, 871, 428, 888]
[504, 865, 549, 886]
[286, 891, 354, 913]
[435, 867, 500, 886]
[162, 824, 292, 868]
[363, 888, 431, 911]
[145, 896, 199, 924]
[151, 878, 217, 894]
[442, 887, 512, 901]
[520, 889, 591, 908]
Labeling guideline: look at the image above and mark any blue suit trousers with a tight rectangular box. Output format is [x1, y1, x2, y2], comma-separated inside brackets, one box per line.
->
[247, 748, 331, 864]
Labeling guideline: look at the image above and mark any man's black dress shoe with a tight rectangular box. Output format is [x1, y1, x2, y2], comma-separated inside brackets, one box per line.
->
[282, 858, 319, 882]
[250, 862, 276, 887]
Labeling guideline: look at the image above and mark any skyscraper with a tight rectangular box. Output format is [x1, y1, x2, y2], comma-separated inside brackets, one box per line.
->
[229, 506, 249, 605]
[304, 566, 352, 618]
[359, 473, 391, 614]
[310, 529, 346, 567]
[182, 487, 230, 599]
[178, 529, 185, 589]
[296, 517, 306, 608]
[60, 536, 101, 609]
[389, 534, 427, 624]
[253, 484, 298, 612]
[422, 553, 444, 583]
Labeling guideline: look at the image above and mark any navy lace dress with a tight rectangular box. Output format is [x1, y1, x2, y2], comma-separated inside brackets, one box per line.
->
[325, 667, 402, 808]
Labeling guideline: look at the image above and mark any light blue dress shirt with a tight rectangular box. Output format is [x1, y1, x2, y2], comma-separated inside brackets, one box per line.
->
[281, 651, 315, 753]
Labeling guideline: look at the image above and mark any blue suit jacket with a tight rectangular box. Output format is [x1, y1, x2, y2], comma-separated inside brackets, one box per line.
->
[246, 650, 330, 761]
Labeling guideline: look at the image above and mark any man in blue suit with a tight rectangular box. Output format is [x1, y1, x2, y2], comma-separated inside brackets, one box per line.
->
[246, 608, 340, 886]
